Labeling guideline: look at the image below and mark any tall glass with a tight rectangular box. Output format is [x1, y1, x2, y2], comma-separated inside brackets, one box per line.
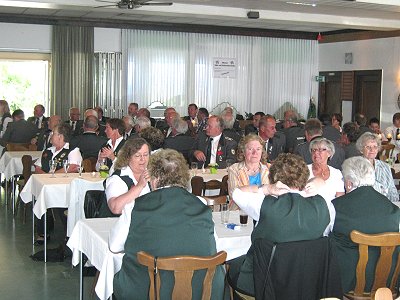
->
[63, 159, 70, 177]
[78, 162, 83, 178]
[49, 160, 56, 178]
[190, 162, 198, 176]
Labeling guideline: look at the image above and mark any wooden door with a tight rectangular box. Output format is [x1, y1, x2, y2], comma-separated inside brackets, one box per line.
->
[318, 72, 342, 116]
[353, 70, 382, 120]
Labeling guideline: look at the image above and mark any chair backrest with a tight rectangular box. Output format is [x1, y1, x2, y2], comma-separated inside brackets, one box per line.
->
[82, 157, 97, 173]
[6, 143, 36, 151]
[137, 250, 227, 300]
[219, 175, 228, 196]
[203, 195, 227, 210]
[21, 155, 33, 183]
[379, 144, 395, 161]
[191, 176, 204, 196]
[350, 230, 400, 297]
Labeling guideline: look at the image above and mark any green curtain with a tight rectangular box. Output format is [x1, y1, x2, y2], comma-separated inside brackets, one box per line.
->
[51, 25, 94, 119]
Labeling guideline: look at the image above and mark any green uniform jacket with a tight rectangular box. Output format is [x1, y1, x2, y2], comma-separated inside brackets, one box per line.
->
[113, 187, 224, 300]
[331, 186, 400, 293]
[230, 192, 330, 295]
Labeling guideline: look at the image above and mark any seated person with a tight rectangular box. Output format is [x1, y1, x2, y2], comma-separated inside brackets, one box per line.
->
[105, 138, 151, 215]
[191, 115, 237, 169]
[109, 149, 224, 299]
[139, 126, 165, 154]
[163, 118, 194, 164]
[227, 153, 334, 296]
[34, 123, 82, 243]
[228, 134, 270, 208]
[331, 156, 400, 293]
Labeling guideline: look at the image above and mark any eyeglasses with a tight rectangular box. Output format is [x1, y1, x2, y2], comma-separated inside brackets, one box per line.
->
[364, 145, 379, 151]
[133, 153, 149, 159]
[311, 148, 327, 153]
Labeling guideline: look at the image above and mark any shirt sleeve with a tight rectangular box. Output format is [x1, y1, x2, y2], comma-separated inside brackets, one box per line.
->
[109, 201, 135, 253]
[105, 175, 129, 201]
[232, 188, 264, 221]
[323, 199, 336, 236]
[68, 147, 82, 165]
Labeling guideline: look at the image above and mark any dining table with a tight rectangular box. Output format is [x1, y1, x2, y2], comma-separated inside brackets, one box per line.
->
[19, 172, 104, 261]
[67, 210, 253, 300]
[0, 150, 42, 213]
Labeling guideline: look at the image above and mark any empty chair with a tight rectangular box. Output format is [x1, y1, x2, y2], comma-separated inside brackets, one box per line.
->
[82, 157, 97, 173]
[190, 175, 228, 197]
[345, 230, 400, 300]
[137, 250, 227, 300]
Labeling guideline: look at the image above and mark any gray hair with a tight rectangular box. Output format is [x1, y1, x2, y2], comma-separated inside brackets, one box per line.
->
[309, 137, 335, 157]
[135, 116, 151, 129]
[356, 132, 381, 153]
[84, 109, 98, 119]
[342, 156, 375, 187]
[123, 115, 135, 127]
[221, 109, 235, 129]
[172, 118, 188, 134]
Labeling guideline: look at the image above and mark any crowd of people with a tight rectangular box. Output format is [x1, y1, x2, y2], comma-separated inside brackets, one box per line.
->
[2, 98, 400, 298]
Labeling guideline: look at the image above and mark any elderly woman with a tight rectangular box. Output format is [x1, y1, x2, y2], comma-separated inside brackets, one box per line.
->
[109, 149, 224, 300]
[105, 138, 151, 215]
[228, 134, 269, 207]
[228, 153, 335, 297]
[356, 132, 399, 202]
[308, 137, 345, 201]
[331, 156, 400, 293]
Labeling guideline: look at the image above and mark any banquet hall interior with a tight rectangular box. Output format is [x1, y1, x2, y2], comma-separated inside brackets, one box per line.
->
[1, 0, 400, 299]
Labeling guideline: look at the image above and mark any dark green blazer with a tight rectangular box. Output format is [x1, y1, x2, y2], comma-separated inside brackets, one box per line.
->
[331, 186, 400, 293]
[230, 192, 330, 296]
[113, 187, 224, 300]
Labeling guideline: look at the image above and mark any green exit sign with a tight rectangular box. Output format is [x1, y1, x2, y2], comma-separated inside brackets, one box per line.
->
[315, 75, 325, 82]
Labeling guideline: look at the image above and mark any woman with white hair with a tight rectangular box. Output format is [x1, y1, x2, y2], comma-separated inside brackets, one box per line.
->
[308, 137, 345, 201]
[356, 132, 398, 202]
[331, 156, 400, 293]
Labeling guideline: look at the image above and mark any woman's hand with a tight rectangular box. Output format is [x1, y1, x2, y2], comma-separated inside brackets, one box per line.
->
[136, 169, 150, 189]
[100, 146, 115, 161]
[304, 177, 325, 196]
[265, 181, 291, 196]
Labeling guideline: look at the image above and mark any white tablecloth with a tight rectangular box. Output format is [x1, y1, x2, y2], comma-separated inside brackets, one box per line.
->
[20, 173, 104, 219]
[0, 151, 42, 180]
[68, 211, 252, 300]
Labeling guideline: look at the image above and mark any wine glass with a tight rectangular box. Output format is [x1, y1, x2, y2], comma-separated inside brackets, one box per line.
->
[190, 162, 198, 176]
[49, 160, 56, 178]
[63, 159, 70, 177]
[78, 161, 83, 177]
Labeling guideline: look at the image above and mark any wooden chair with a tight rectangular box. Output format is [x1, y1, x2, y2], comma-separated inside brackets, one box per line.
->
[345, 230, 400, 300]
[82, 157, 97, 173]
[6, 143, 37, 151]
[378, 144, 395, 161]
[16, 155, 33, 222]
[203, 195, 227, 211]
[137, 250, 227, 300]
[191, 175, 228, 197]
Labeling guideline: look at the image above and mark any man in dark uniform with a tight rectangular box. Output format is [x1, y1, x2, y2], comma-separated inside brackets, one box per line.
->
[245, 112, 265, 136]
[282, 110, 304, 153]
[155, 107, 176, 137]
[27, 104, 49, 132]
[191, 115, 237, 169]
[32, 115, 61, 151]
[183, 103, 198, 136]
[320, 113, 341, 143]
[65, 107, 84, 137]
[122, 115, 135, 140]
[70, 115, 107, 159]
[294, 118, 345, 170]
[221, 108, 241, 143]
[0, 109, 38, 147]
[258, 115, 286, 162]
[340, 122, 361, 159]
[163, 118, 194, 164]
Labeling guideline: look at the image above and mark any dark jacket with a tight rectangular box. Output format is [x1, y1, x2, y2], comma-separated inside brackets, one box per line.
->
[70, 132, 108, 159]
[331, 186, 400, 293]
[0, 119, 38, 146]
[113, 187, 224, 300]
[163, 134, 195, 164]
[252, 237, 342, 300]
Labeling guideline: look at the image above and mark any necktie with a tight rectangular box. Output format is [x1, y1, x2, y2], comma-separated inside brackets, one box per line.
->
[35, 118, 39, 128]
[397, 128, 400, 140]
[125, 133, 129, 140]
[72, 121, 76, 131]
[205, 138, 213, 166]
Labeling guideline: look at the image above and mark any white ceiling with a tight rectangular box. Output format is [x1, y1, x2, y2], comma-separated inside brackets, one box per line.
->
[0, 0, 400, 33]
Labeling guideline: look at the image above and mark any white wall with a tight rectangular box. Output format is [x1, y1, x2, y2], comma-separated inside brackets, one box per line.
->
[0, 23, 121, 52]
[319, 37, 400, 129]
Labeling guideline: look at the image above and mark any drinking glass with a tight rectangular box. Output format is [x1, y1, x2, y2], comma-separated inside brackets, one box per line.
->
[49, 160, 56, 178]
[239, 209, 248, 226]
[190, 162, 198, 176]
[78, 165, 84, 177]
[220, 203, 229, 224]
[63, 159, 70, 177]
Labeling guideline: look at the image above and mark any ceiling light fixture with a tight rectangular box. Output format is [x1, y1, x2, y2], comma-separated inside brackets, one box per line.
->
[286, 1, 317, 7]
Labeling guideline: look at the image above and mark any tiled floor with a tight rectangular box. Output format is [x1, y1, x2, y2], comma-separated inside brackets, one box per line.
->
[0, 192, 96, 300]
